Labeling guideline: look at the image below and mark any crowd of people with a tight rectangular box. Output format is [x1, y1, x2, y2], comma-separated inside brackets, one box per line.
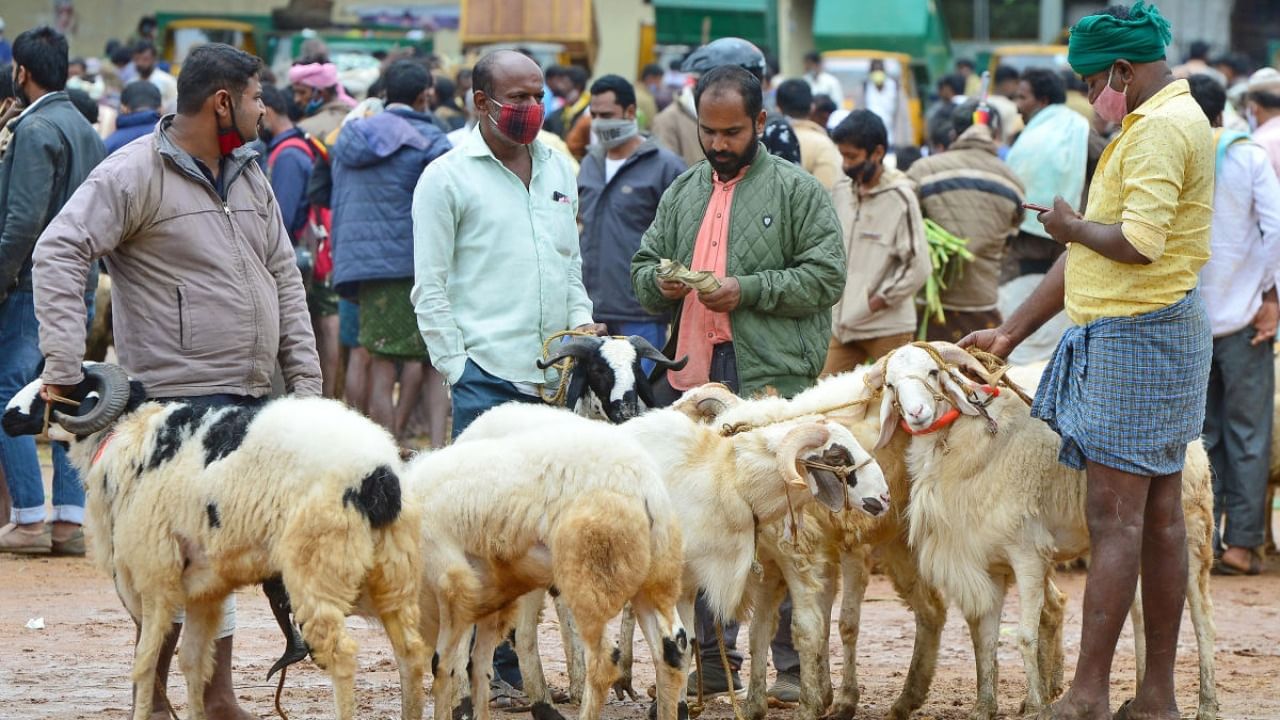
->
[0, 1, 1278, 718]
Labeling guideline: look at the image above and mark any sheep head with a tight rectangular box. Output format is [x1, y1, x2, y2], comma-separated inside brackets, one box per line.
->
[773, 420, 890, 517]
[2, 363, 145, 442]
[539, 335, 687, 423]
[858, 342, 998, 448]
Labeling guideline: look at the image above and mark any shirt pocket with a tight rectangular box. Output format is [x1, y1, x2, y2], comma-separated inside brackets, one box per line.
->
[175, 283, 192, 351]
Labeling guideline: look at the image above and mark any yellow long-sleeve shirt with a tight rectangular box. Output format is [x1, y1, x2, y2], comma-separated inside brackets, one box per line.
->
[1064, 79, 1214, 324]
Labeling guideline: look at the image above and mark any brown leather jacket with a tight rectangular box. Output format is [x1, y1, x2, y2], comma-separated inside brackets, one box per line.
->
[34, 117, 321, 398]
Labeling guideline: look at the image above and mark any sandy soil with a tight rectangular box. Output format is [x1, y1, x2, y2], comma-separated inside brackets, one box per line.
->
[2, 533, 1279, 720]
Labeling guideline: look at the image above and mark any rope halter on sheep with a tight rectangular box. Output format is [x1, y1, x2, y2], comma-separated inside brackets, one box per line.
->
[537, 329, 607, 406]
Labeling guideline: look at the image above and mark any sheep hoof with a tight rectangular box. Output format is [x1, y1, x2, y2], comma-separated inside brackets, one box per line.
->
[454, 697, 475, 720]
[820, 706, 856, 720]
[531, 701, 566, 720]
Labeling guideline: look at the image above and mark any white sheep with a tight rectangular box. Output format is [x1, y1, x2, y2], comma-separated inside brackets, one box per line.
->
[0, 364, 426, 720]
[459, 400, 891, 716]
[858, 342, 1218, 720]
[404, 415, 687, 720]
[681, 378, 952, 720]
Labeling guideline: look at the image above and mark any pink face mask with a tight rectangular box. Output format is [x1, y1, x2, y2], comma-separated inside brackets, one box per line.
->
[1092, 65, 1130, 125]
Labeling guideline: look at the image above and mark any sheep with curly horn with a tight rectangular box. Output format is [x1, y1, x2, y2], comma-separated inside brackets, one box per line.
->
[538, 334, 688, 423]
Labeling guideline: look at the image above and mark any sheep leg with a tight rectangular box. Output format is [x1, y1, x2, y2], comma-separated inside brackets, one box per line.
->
[1184, 538, 1219, 720]
[675, 595, 698, 704]
[632, 596, 688, 720]
[612, 603, 638, 701]
[964, 589, 1005, 720]
[176, 598, 224, 720]
[1010, 555, 1048, 715]
[1038, 577, 1066, 702]
[470, 615, 510, 720]
[825, 546, 869, 720]
[573, 613, 617, 720]
[779, 560, 833, 720]
[513, 591, 568, 720]
[131, 597, 179, 720]
[880, 541, 946, 720]
[370, 591, 427, 720]
[745, 563, 786, 720]
[1130, 585, 1147, 689]
[553, 593, 587, 703]
[297, 599, 360, 720]
[433, 617, 472, 720]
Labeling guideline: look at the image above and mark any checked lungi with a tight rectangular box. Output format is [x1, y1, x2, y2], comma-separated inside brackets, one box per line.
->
[1032, 289, 1212, 476]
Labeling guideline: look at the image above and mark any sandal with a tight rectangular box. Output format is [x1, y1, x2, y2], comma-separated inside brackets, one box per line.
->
[1113, 699, 1134, 720]
[490, 678, 531, 712]
[1212, 553, 1262, 576]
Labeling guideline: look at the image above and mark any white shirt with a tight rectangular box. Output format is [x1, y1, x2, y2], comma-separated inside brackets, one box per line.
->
[805, 71, 844, 108]
[863, 78, 898, 146]
[604, 155, 625, 184]
[1200, 138, 1280, 337]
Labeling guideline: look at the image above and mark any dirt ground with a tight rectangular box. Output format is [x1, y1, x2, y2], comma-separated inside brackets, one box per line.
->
[2, 515, 1279, 720]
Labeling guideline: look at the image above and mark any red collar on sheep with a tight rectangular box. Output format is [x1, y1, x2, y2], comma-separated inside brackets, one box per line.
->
[896, 385, 999, 436]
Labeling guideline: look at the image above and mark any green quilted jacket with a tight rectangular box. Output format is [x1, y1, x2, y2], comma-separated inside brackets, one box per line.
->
[631, 145, 846, 398]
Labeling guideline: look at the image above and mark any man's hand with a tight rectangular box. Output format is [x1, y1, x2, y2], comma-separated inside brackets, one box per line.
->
[957, 327, 1019, 360]
[698, 276, 741, 313]
[40, 384, 76, 404]
[573, 322, 609, 336]
[1039, 196, 1082, 246]
[867, 294, 888, 313]
[1251, 290, 1279, 346]
[657, 276, 691, 301]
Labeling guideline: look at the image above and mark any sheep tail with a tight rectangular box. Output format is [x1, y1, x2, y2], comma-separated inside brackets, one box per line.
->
[343, 464, 402, 528]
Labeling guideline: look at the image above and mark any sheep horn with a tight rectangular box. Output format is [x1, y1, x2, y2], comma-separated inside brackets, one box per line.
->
[53, 363, 132, 436]
[536, 336, 604, 369]
[929, 343, 995, 385]
[628, 335, 689, 371]
[673, 383, 739, 423]
[775, 423, 831, 488]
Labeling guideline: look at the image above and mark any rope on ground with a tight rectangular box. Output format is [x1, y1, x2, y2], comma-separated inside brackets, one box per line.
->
[274, 665, 290, 720]
[688, 641, 705, 718]
[714, 621, 748, 720]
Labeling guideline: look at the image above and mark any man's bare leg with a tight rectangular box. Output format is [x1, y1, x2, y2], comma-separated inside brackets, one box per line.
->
[203, 635, 256, 720]
[316, 315, 342, 399]
[1041, 461, 1151, 719]
[136, 622, 180, 720]
[344, 346, 372, 414]
[392, 362, 425, 441]
[423, 364, 450, 448]
[367, 356, 398, 433]
[1125, 471, 1186, 720]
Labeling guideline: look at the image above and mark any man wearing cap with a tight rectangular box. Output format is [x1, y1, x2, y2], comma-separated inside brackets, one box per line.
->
[961, 3, 1213, 719]
[1245, 67, 1280, 178]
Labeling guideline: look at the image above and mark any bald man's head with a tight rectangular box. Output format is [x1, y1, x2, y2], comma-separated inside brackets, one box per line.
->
[473, 50, 542, 99]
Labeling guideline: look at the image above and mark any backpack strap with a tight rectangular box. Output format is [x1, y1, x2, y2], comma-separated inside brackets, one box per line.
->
[1214, 128, 1252, 170]
[267, 134, 319, 169]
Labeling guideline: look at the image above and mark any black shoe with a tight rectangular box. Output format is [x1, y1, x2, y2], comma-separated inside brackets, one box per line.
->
[687, 661, 742, 697]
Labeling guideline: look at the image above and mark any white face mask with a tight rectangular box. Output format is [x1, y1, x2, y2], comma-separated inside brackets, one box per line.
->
[1247, 106, 1259, 132]
[592, 117, 639, 149]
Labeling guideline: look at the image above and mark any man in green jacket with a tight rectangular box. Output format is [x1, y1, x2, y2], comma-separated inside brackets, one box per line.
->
[631, 64, 845, 700]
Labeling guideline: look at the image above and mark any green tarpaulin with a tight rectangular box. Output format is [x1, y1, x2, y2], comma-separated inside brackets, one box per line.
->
[812, 0, 950, 81]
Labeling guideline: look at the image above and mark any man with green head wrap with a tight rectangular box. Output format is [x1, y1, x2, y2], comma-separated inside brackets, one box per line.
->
[962, 3, 1214, 720]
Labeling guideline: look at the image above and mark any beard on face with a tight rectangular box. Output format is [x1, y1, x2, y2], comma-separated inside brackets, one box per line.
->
[703, 131, 759, 179]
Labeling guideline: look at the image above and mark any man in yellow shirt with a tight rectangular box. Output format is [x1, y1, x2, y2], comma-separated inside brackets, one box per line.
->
[962, 4, 1212, 720]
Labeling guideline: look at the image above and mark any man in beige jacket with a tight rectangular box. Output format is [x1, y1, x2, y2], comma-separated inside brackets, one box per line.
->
[824, 110, 931, 374]
[775, 78, 843, 189]
[34, 44, 319, 720]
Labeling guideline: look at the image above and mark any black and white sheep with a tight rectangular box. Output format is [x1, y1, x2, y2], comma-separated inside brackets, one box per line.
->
[2, 364, 426, 720]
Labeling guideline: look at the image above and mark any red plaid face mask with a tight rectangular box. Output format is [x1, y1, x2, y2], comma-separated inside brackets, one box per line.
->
[488, 99, 545, 145]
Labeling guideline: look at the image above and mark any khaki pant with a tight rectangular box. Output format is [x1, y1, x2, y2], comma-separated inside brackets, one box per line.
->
[821, 332, 914, 376]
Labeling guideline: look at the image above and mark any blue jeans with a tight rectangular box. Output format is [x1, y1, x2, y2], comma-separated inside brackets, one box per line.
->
[449, 358, 541, 686]
[0, 290, 95, 525]
[607, 321, 668, 376]
[1203, 325, 1274, 549]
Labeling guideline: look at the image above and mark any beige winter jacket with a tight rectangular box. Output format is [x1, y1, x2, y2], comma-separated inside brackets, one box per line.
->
[34, 117, 322, 398]
[829, 167, 931, 341]
[792, 118, 844, 190]
[651, 89, 703, 167]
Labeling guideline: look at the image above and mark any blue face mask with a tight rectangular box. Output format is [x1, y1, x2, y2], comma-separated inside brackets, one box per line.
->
[304, 94, 323, 116]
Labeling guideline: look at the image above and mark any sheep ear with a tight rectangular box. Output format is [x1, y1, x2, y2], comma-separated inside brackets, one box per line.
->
[875, 387, 898, 449]
[806, 465, 847, 513]
[941, 371, 983, 416]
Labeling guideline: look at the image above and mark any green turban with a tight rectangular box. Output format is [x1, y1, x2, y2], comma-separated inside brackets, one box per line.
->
[1068, 1, 1173, 77]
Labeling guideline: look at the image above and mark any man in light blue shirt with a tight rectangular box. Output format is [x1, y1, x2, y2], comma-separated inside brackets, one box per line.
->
[412, 49, 605, 440]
